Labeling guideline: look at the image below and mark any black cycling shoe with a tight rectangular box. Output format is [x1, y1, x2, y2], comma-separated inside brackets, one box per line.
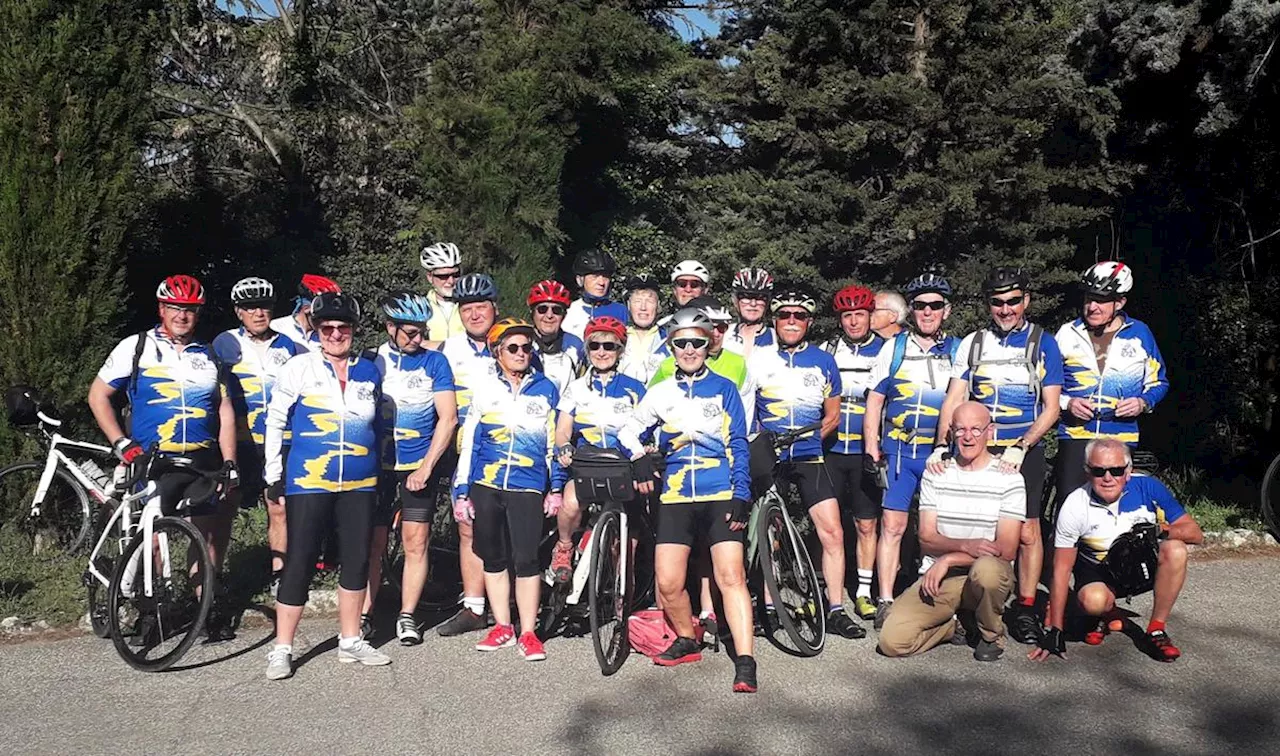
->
[755, 606, 778, 636]
[973, 638, 1004, 662]
[654, 636, 703, 667]
[201, 609, 237, 643]
[828, 610, 867, 639]
[360, 612, 374, 641]
[872, 599, 893, 631]
[1007, 605, 1043, 645]
[436, 608, 487, 637]
[732, 655, 758, 693]
[127, 613, 157, 648]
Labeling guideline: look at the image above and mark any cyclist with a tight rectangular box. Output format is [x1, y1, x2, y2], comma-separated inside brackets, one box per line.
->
[363, 292, 458, 646]
[670, 259, 711, 308]
[548, 316, 647, 582]
[871, 291, 908, 340]
[562, 250, 628, 340]
[435, 272, 501, 637]
[420, 242, 465, 341]
[724, 266, 776, 359]
[749, 289, 864, 639]
[618, 274, 667, 385]
[936, 266, 1063, 644]
[864, 273, 961, 628]
[270, 274, 341, 352]
[650, 295, 754, 424]
[211, 277, 304, 592]
[617, 307, 757, 693]
[454, 318, 562, 662]
[527, 279, 585, 393]
[820, 284, 887, 622]
[1053, 263, 1167, 503]
[262, 291, 388, 679]
[87, 275, 240, 643]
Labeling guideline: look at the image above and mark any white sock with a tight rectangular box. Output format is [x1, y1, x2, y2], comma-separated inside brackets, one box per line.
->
[856, 570, 873, 598]
[463, 596, 485, 615]
[273, 643, 293, 655]
[338, 635, 361, 649]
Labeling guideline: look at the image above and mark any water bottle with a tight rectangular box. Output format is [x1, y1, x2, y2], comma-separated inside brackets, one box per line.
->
[78, 458, 109, 488]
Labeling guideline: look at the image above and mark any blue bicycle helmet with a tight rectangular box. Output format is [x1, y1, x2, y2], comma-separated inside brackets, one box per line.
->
[453, 273, 498, 304]
[904, 272, 952, 300]
[380, 290, 433, 326]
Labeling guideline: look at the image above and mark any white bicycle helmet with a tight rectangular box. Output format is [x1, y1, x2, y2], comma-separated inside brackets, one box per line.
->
[1080, 261, 1134, 297]
[231, 277, 275, 306]
[665, 307, 714, 336]
[670, 259, 710, 284]
[420, 242, 462, 270]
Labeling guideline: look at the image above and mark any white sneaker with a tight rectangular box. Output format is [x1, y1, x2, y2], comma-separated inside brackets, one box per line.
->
[265, 646, 293, 680]
[337, 638, 391, 666]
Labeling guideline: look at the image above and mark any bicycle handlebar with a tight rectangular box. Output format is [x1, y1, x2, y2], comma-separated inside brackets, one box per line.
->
[766, 422, 823, 451]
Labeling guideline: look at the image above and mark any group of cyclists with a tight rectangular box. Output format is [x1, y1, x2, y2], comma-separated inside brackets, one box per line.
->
[85, 238, 1182, 692]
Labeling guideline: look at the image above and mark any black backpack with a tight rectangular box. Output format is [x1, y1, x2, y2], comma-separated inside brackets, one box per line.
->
[1104, 522, 1161, 597]
[108, 331, 149, 432]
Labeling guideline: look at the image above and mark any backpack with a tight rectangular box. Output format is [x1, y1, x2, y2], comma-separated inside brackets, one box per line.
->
[887, 331, 961, 382]
[1104, 522, 1161, 599]
[627, 609, 706, 659]
[109, 331, 150, 433]
[964, 324, 1046, 414]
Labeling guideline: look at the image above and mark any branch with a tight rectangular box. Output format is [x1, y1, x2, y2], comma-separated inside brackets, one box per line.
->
[272, 0, 296, 37]
[1239, 225, 1280, 249]
[157, 90, 284, 165]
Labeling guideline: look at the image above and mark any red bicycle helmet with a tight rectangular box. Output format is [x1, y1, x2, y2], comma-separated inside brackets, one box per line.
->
[298, 274, 341, 297]
[156, 275, 206, 305]
[833, 284, 875, 313]
[584, 316, 628, 344]
[527, 279, 571, 307]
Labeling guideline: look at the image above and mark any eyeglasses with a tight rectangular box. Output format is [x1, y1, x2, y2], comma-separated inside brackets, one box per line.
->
[395, 325, 425, 341]
[951, 422, 992, 437]
[989, 294, 1025, 308]
[714, 323, 729, 332]
[503, 342, 534, 355]
[431, 270, 460, 281]
[675, 279, 705, 290]
[587, 341, 621, 352]
[671, 337, 709, 351]
[911, 300, 946, 312]
[534, 304, 566, 316]
[1084, 294, 1121, 304]
[162, 303, 200, 314]
[1087, 465, 1129, 478]
[775, 310, 811, 322]
[320, 324, 353, 337]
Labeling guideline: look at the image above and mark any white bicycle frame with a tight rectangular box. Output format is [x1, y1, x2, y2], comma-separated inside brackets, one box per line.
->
[86, 479, 172, 599]
[32, 432, 114, 515]
[561, 505, 632, 607]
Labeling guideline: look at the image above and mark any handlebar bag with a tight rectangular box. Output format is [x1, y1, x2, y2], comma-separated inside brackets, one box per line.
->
[571, 445, 634, 505]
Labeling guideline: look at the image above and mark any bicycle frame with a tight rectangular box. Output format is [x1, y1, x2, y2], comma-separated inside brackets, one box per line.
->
[747, 483, 805, 567]
[33, 433, 114, 515]
[564, 504, 632, 607]
[85, 480, 171, 600]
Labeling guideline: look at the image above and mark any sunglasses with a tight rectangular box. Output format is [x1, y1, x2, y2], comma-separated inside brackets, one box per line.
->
[587, 341, 621, 352]
[395, 325, 425, 341]
[911, 300, 946, 312]
[534, 304, 566, 316]
[675, 279, 705, 289]
[989, 294, 1025, 308]
[320, 324, 353, 337]
[1087, 465, 1129, 478]
[431, 270, 460, 281]
[671, 337, 709, 351]
[503, 342, 534, 355]
[775, 310, 811, 322]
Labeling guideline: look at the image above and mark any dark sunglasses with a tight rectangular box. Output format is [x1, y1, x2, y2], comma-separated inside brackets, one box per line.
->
[671, 337, 709, 351]
[320, 324, 353, 336]
[989, 294, 1025, 308]
[1087, 465, 1129, 478]
[503, 342, 534, 355]
[431, 270, 461, 280]
[534, 304, 566, 316]
[675, 279, 704, 289]
[587, 341, 621, 352]
[775, 310, 811, 322]
[911, 300, 946, 312]
[395, 325, 425, 341]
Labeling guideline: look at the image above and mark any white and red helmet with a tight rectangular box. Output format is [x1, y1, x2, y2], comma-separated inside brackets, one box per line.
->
[1080, 262, 1134, 297]
[156, 275, 205, 305]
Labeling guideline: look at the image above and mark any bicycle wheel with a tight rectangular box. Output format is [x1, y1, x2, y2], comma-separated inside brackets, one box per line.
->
[86, 555, 115, 638]
[588, 510, 630, 675]
[756, 498, 825, 656]
[107, 516, 214, 672]
[0, 462, 92, 561]
[382, 508, 404, 596]
[1261, 453, 1280, 539]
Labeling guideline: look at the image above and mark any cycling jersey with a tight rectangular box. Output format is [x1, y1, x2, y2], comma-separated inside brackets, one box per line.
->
[269, 314, 321, 353]
[619, 326, 667, 385]
[870, 333, 961, 458]
[649, 349, 757, 427]
[750, 342, 841, 462]
[1054, 475, 1185, 564]
[453, 370, 561, 497]
[438, 333, 497, 426]
[559, 370, 647, 450]
[373, 342, 456, 471]
[264, 352, 382, 495]
[723, 323, 775, 356]
[425, 289, 464, 342]
[212, 328, 304, 446]
[822, 334, 887, 455]
[951, 322, 1064, 446]
[531, 331, 584, 394]
[618, 368, 751, 504]
[1054, 316, 1168, 443]
[98, 328, 224, 453]
[562, 297, 628, 341]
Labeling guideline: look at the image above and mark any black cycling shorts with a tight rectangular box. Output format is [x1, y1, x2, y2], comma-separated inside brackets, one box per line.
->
[469, 485, 544, 578]
[376, 469, 440, 527]
[155, 447, 224, 518]
[655, 499, 743, 548]
[824, 452, 880, 520]
[776, 461, 837, 510]
[1073, 556, 1146, 600]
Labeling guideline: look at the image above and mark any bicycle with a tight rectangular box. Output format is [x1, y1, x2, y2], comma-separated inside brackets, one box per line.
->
[380, 480, 465, 613]
[1261, 451, 1280, 538]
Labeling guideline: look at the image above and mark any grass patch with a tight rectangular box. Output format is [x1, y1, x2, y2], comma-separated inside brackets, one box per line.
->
[1161, 466, 1263, 532]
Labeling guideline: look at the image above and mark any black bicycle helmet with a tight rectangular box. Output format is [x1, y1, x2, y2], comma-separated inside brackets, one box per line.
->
[982, 266, 1030, 296]
[573, 250, 618, 276]
[309, 291, 361, 323]
[453, 273, 498, 304]
[623, 274, 661, 296]
[904, 272, 953, 300]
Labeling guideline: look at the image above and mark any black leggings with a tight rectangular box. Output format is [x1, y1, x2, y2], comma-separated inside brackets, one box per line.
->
[277, 491, 376, 607]
[470, 485, 543, 578]
[1053, 438, 1090, 518]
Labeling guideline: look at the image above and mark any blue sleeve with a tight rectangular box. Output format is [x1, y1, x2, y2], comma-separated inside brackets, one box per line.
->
[1142, 476, 1186, 524]
[546, 382, 566, 491]
[824, 353, 842, 398]
[1137, 325, 1169, 408]
[1039, 331, 1065, 387]
[210, 333, 239, 369]
[720, 381, 752, 502]
[431, 353, 456, 392]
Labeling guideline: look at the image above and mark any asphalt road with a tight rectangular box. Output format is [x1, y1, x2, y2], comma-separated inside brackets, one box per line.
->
[3, 555, 1278, 755]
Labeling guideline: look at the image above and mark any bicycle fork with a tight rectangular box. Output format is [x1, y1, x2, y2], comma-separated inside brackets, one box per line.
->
[119, 496, 173, 600]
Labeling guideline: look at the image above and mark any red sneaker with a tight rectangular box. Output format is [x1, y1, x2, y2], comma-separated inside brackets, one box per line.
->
[475, 624, 516, 652]
[518, 632, 547, 661]
[1147, 629, 1181, 661]
[550, 542, 573, 585]
[1084, 618, 1107, 646]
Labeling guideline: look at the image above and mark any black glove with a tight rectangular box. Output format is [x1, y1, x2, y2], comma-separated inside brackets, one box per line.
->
[728, 498, 750, 528]
[632, 454, 657, 483]
[266, 480, 284, 501]
[1037, 627, 1066, 657]
[1132, 521, 1161, 541]
[222, 460, 240, 490]
[112, 437, 144, 464]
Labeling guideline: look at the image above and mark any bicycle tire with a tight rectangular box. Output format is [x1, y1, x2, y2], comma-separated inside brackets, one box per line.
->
[1261, 452, 1280, 539]
[756, 498, 825, 657]
[588, 510, 630, 675]
[86, 556, 114, 638]
[107, 516, 214, 672]
[0, 462, 92, 561]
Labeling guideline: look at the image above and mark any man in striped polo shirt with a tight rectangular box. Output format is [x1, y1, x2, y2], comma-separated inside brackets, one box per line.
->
[879, 401, 1025, 661]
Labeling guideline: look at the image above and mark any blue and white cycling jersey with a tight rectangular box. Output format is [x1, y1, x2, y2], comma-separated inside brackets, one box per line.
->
[269, 314, 321, 353]
[562, 298, 629, 341]
[98, 328, 224, 454]
[438, 333, 497, 427]
[374, 342, 456, 471]
[822, 334, 887, 456]
[264, 352, 381, 495]
[723, 323, 776, 357]
[870, 333, 962, 458]
[454, 370, 561, 497]
[618, 368, 751, 504]
[553, 370, 647, 490]
[1055, 475, 1186, 564]
[951, 322, 1064, 447]
[619, 326, 667, 385]
[1054, 317, 1168, 444]
[212, 328, 304, 447]
[532, 331, 584, 395]
[750, 342, 841, 463]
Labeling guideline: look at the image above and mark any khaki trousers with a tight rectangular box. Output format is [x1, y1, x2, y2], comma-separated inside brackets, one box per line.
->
[877, 556, 1014, 658]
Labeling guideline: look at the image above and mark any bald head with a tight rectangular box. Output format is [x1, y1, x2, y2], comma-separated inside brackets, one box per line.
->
[954, 401, 991, 427]
[951, 401, 994, 464]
